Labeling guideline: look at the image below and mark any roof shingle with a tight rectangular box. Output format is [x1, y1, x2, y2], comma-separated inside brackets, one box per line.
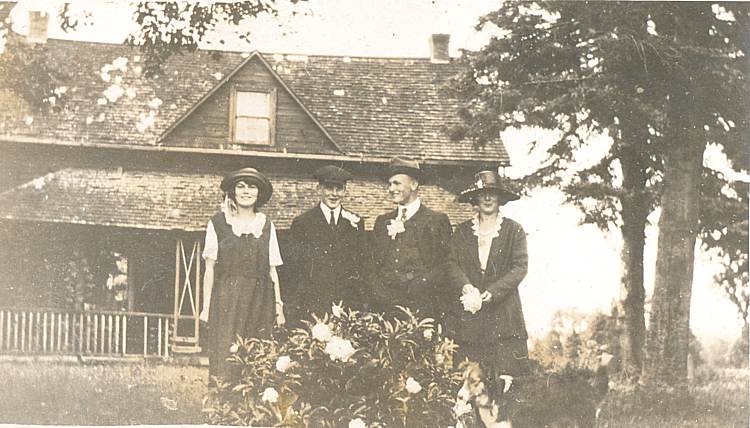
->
[0, 39, 508, 164]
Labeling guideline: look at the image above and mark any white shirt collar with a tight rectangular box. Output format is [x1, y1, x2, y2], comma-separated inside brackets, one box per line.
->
[397, 198, 421, 221]
[319, 203, 342, 224]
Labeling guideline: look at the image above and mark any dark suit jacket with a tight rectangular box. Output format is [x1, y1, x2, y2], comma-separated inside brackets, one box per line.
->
[287, 205, 365, 315]
[366, 204, 452, 316]
[446, 217, 528, 343]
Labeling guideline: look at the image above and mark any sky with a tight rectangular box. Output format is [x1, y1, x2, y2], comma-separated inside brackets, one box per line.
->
[7, 0, 746, 343]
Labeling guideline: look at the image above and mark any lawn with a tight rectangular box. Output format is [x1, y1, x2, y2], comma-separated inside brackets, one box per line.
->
[0, 360, 746, 426]
[0, 360, 207, 425]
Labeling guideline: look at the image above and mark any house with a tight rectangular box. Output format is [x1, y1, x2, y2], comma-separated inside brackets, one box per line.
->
[0, 9, 510, 358]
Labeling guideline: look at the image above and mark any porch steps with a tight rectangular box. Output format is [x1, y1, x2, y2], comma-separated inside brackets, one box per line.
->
[171, 344, 202, 354]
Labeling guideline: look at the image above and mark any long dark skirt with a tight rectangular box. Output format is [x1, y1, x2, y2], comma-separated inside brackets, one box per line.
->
[208, 274, 274, 382]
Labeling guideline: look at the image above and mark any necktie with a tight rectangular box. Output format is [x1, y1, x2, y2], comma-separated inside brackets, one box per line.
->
[400, 207, 407, 222]
[328, 209, 336, 227]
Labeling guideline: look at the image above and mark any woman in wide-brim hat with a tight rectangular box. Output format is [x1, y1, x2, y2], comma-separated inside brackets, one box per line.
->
[447, 170, 529, 423]
[200, 167, 285, 384]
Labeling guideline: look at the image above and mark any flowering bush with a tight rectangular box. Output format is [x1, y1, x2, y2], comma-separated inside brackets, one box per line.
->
[203, 305, 462, 427]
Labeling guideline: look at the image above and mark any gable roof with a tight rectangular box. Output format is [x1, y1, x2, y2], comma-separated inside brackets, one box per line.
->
[0, 168, 474, 231]
[158, 51, 345, 154]
[0, 38, 509, 165]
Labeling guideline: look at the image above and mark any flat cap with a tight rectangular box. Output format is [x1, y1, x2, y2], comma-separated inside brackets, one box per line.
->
[314, 165, 353, 185]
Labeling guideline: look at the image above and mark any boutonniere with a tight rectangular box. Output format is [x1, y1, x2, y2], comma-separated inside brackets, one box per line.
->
[340, 209, 361, 228]
[386, 219, 406, 239]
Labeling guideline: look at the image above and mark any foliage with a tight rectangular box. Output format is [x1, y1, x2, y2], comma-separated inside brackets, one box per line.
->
[700, 169, 749, 323]
[116, 1, 307, 77]
[530, 309, 620, 373]
[203, 305, 461, 427]
[448, 0, 749, 384]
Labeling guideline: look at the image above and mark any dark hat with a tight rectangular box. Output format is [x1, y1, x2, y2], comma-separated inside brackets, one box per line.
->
[314, 165, 353, 186]
[220, 167, 273, 206]
[457, 170, 520, 204]
[386, 156, 425, 183]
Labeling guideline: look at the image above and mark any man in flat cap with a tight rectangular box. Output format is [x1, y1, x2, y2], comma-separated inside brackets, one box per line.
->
[366, 157, 452, 318]
[287, 165, 365, 320]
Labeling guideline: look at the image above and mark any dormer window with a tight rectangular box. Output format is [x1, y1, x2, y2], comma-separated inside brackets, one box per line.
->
[230, 87, 277, 145]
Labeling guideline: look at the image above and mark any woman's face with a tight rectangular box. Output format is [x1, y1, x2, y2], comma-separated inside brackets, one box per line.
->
[233, 180, 259, 208]
[476, 190, 500, 216]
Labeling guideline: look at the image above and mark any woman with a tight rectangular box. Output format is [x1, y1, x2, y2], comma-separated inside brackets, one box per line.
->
[448, 170, 529, 421]
[200, 167, 285, 382]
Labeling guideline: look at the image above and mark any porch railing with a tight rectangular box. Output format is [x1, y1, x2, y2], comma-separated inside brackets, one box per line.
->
[0, 307, 174, 358]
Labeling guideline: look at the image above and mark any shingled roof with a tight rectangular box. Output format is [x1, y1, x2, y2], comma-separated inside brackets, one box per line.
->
[0, 168, 475, 231]
[0, 38, 508, 165]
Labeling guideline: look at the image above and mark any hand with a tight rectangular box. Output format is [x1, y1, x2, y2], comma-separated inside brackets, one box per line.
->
[275, 302, 286, 326]
[199, 307, 209, 323]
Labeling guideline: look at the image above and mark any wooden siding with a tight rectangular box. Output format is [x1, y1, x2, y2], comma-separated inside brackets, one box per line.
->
[161, 58, 340, 155]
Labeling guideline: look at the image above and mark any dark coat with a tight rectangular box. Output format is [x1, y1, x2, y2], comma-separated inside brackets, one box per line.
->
[446, 217, 528, 344]
[287, 205, 365, 316]
[366, 204, 452, 317]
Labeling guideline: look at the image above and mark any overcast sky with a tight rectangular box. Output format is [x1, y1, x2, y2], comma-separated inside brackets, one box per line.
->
[7, 0, 745, 343]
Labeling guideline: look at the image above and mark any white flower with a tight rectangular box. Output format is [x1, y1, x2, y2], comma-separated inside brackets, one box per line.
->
[341, 209, 361, 228]
[386, 219, 406, 239]
[324, 336, 356, 362]
[229, 343, 239, 353]
[275, 355, 291, 373]
[311, 322, 333, 342]
[261, 387, 279, 403]
[453, 398, 472, 417]
[332, 301, 344, 318]
[460, 285, 483, 314]
[423, 329, 434, 340]
[348, 418, 367, 428]
[405, 377, 422, 394]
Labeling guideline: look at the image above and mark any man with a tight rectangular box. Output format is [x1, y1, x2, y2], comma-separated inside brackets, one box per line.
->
[366, 157, 453, 318]
[287, 165, 365, 319]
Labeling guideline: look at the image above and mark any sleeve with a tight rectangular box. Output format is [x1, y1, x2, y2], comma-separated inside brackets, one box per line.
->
[446, 226, 472, 288]
[268, 221, 284, 267]
[424, 213, 453, 284]
[202, 220, 218, 261]
[484, 223, 528, 303]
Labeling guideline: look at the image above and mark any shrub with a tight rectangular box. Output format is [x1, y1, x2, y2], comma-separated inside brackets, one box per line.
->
[203, 305, 462, 427]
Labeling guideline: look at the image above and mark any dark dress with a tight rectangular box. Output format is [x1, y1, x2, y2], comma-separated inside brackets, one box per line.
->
[287, 206, 365, 318]
[446, 217, 530, 376]
[207, 212, 274, 381]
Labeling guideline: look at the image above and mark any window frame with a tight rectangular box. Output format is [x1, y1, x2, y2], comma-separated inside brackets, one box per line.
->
[229, 85, 277, 145]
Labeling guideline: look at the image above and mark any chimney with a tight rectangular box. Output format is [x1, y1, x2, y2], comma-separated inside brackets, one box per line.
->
[429, 34, 450, 64]
[27, 10, 48, 44]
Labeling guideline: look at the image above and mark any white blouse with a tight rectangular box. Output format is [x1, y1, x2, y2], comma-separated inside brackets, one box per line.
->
[202, 212, 283, 267]
[472, 213, 504, 271]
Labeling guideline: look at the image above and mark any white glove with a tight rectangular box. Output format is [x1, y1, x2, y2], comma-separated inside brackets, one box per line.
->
[460, 284, 483, 314]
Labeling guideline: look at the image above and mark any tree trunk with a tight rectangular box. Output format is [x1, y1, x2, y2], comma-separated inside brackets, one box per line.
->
[644, 89, 704, 387]
[618, 141, 650, 381]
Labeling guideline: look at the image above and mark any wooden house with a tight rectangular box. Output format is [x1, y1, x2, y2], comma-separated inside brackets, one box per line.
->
[0, 11, 510, 358]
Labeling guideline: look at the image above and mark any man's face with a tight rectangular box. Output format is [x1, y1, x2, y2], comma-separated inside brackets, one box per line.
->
[388, 173, 418, 205]
[319, 182, 346, 209]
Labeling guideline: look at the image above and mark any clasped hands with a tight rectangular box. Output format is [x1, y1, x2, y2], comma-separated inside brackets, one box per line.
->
[460, 284, 491, 314]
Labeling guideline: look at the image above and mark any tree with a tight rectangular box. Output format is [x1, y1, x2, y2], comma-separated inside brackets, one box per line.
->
[448, 1, 748, 387]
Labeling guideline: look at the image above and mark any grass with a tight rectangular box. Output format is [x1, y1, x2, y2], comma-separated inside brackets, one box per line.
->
[0, 360, 207, 425]
[0, 360, 746, 426]
[600, 368, 749, 428]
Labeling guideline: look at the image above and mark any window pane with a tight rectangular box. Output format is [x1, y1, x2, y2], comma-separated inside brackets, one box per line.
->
[236, 91, 269, 117]
[235, 118, 270, 143]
